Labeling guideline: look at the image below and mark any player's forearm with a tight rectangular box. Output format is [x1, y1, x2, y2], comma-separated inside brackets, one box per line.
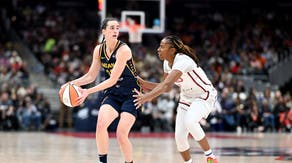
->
[140, 80, 159, 90]
[71, 74, 96, 86]
[144, 82, 171, 101]
[87, 78, 116, 95]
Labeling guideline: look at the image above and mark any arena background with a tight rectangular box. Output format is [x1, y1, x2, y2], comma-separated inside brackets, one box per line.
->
[0, 0, 292, 162]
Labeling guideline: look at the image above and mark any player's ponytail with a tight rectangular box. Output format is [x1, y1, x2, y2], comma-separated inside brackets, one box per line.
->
[163, 35, 199, 64]
[181, 44, 199, 63]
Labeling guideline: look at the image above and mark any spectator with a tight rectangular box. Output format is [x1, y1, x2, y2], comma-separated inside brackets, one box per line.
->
[17, 96, 42, 130]
[261, 99, 275, 132]
[0, 91, 16, 130]
[219, 88, 236, 131]
[273, 92, 288, 131]
[247, 100, 263, 132]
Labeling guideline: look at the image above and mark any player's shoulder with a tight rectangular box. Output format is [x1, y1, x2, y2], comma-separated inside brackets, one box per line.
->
[92, 43, 104, 58]
[174, 53, 191, 61]
[174, 53, 197, 68]
[94, 43, 103, 52]
[117, 41, 131, 54]
[118, 41, 130, 50]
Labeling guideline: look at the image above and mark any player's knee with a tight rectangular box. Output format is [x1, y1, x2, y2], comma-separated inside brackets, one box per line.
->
[185, 122, 205, 141]
[176, 139, 190, 152]
[96, 120, 108, 133]
[116, 129, 129, 145]
[175, 133, 189, 152]
[175, 132, 184, 144]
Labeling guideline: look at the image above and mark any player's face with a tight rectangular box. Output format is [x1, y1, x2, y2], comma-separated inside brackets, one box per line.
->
[157, 39, 174, 61]
[103, 20, 120, 41]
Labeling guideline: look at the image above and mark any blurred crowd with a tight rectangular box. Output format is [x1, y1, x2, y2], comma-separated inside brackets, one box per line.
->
[0, 24, 52, 131]
[1, 0, 292, 132]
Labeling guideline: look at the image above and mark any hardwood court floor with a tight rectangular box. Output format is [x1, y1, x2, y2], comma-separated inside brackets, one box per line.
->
[0, 132, 291, 163]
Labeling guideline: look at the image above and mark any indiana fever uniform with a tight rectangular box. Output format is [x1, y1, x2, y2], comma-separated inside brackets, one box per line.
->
[163, 53, 218, 151]
[99, 40, 141, 117]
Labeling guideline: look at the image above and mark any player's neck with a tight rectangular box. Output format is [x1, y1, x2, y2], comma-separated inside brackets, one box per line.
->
[166, 57, 174, 68]
[106, 40, 118, 52]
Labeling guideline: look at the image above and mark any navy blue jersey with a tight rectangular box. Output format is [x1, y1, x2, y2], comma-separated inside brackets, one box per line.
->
[99, 40, 141, 95]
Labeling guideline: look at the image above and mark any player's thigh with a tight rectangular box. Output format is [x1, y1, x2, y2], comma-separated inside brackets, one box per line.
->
[97, 104, 119, 128]
[175, 105, 189, 138]
[188, 99, 210, 123]
[120, 96, 139, 117]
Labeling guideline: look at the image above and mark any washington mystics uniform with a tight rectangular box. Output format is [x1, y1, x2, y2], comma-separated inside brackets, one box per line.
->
[99, 40, 141, 116]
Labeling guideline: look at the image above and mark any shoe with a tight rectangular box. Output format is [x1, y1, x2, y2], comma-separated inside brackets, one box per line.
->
[207, 157, 218, 163]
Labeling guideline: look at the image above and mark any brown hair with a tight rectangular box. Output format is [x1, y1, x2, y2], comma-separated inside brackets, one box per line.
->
[163, 35, 199, 64]
[101, 17, 119, 30]
[100, 17, 119, 43]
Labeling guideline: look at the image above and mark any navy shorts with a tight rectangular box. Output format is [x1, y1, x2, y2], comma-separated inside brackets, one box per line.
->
[101, 93, 139, 117]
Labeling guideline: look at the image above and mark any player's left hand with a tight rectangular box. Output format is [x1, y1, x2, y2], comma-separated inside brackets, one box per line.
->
[133, 88, 148, 109]
[76, 88, 89, 105]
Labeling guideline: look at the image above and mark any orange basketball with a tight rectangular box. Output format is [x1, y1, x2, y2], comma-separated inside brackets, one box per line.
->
[59, 83, 81, 107]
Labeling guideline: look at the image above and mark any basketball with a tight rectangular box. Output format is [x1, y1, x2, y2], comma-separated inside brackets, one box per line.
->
[59, 83, 81, 107]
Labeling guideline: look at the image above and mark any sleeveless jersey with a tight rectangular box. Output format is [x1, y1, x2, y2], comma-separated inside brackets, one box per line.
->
[99, 40, 140, 95]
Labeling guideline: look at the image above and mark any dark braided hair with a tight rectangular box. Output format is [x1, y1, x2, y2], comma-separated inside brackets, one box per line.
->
[163, 35, 199, 64]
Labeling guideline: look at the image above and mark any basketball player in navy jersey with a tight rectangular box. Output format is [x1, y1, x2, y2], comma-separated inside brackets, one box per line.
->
[64, 17, 141, 163]
[134, 35, 218, 163]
